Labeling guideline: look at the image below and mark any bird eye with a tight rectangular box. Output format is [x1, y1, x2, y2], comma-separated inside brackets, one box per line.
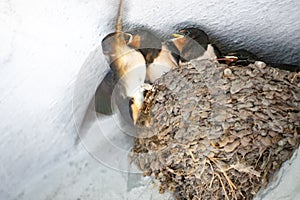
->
[124, 33, 133, 43]
[179, 29, 189, 36]
[128, 98, 134, 120]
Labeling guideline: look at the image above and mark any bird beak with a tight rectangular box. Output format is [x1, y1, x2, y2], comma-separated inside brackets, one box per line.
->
[217, 56, 238, 65]
[127, 34, 141, 49]
[124, 33, 133, 44]
[130, 101, 140, 125]
[172, 33, 184, 38]
[129, 95, 144, 125]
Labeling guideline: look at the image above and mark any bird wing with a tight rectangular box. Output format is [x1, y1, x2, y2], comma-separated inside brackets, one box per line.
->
[164, 40, 181, 64]
[94, 70, 116, 115]
[181, 39, 207, 62]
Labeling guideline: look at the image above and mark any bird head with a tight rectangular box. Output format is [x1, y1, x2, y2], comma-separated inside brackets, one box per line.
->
[126, 29, 163, 65]
[174, 28, 208, 40]
[128, 91, 144, 125]
[171, 32, 187, 53]
[172, 28, 209, 51]
[101, 32, 133, 58]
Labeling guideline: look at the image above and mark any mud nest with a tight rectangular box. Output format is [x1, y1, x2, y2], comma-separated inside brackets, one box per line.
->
[129, 60, 300, 200]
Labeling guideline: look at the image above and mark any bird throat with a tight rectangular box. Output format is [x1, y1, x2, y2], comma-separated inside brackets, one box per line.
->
[172, 37, 187, 52]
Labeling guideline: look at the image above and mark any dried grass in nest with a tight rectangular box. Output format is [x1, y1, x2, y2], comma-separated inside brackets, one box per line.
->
[129, 60, 300, 200]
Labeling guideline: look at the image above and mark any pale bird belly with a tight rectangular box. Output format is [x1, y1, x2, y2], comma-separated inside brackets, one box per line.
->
[147, 63, 173, 83]
[124, 64, 146, 97]
[195, 44, 217, 61]
[114, 48, 146, 98]
[147, 48, 178, 83]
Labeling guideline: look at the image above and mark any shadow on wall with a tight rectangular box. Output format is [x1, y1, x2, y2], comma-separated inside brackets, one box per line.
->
[72, 46, 107, 140]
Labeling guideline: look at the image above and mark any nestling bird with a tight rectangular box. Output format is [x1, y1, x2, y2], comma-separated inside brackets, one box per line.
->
[170, 27, 220, 63]
[217, 49, 258, 66]
[215, 49, 300, 72]
[127, 29, 180, 83]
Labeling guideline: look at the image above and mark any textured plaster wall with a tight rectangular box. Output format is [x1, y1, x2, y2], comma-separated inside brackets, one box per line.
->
[0, 0, 299, 199]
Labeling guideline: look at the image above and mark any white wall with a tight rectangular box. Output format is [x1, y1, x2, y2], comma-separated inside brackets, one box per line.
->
[0, 0, 299, 199]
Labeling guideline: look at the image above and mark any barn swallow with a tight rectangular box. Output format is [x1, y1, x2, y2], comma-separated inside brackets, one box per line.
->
[171, 27, 219, 62]
[217, 49, 258, 66]
[126, 29, 163, 65]
[146, 42, 179, 83]
[99, 0, 147, 125]
[127, 29, 179, 83]
[95, 28, 179, 118]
